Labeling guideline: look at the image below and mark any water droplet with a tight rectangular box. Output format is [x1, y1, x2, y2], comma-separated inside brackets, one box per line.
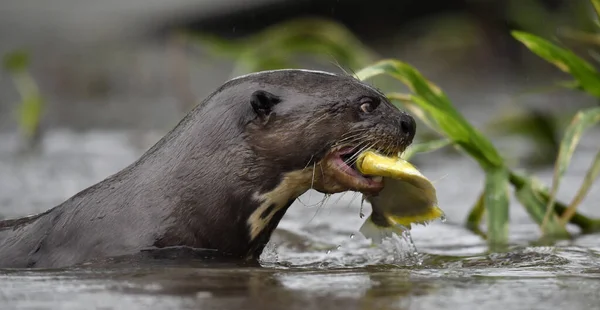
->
[350, 234, 355, 239]
[400, 228, 419, 259]
[326, 250, 331, 254]
[336, 245, 341, 250]
[359, 197, 365, 218]
[440, 214, 447, 223]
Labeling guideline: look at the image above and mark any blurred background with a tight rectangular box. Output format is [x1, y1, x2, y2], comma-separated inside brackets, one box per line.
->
[2, 2, 600, 309]
[0, 0, 597, 135]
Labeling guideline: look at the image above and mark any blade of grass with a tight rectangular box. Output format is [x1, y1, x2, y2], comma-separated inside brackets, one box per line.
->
[465, 190, 486, 239]
[561, 148, 600, 224]
[401, 138, 451, 161]
[512, 176, 570, 237]
[385, 92, 412, 103]
[554, 201, 600, 234]
[16, 85, 43, 141]
[356, 59, 504, 170]
[356, 60, 457, 112]
[512, 31, 600, 98]
[510, 170, 600, 234]
[386, 92, 443, 134]
[411, 96, 503, 170]
[542, 107, 600, 231]
[557, 28, 600, 48]
[484, 168, 510, 246]
[3, 50, 44, 144]
[591, 0, 600, 19]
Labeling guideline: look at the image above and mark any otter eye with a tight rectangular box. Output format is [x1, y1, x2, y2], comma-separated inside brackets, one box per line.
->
[359, 98, 377, 113]
[360, 103, 373, 113]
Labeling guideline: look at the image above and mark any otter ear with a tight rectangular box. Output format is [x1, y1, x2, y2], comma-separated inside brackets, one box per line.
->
[251, 90, 281, 120]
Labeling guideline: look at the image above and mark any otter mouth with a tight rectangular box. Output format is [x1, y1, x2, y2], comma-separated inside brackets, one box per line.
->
[322, 146, 387, 194]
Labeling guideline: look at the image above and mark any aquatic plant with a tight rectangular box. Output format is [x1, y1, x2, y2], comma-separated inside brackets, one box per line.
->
[355, 6, 600, 243]
[2, 50, 44, 148]
[188, 10, 600, 248]
[510, 0, 600, 233]
[354, 0, 600, 243]
[355, 59, 600, 246]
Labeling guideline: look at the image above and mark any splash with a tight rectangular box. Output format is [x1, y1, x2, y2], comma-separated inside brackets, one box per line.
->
[359, 196, 366, 218]
[401, 230, 421, 263]
[370, 229, 423, 266]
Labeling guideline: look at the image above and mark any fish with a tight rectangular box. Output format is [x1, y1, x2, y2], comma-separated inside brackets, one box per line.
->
[354, 150, 444, 244]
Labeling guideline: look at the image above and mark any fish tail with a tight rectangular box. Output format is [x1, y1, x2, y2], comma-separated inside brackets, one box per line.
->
[388, 206, 445, 228]
[359, 215, 408, 244]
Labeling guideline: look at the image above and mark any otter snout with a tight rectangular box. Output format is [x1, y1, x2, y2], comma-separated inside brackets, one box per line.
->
[399, 112, 416, 143]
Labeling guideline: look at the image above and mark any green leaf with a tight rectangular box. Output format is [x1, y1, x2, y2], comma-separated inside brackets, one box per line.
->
[18, 95, 43, 139]
[513, 176, 570, 238]
[356, 60, 455, 111]
[509, 170, 599, 235]
[386, 92, 443, 135]
[543, 107, 600, 229]
[401, 138, 451, 161]
[555, 199, 600, 234]
[484, 168, 510, 245]
[556, 80, 583, 91]
[7, 70, 44, 144]
[465, 190, 486, 239]
[592, 0, 600, 20]
[2, 50, 30, 73]
[356, 59, 504, 170]
[561, 148, 600, 224]
[512, 31, 600, 98]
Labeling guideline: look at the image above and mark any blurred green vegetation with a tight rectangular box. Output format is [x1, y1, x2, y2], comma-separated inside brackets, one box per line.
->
[184, 18, 376, 77]
[506, 0, 596, 36]
[186, 2, 600, 249]
[2, 50, 44, 149]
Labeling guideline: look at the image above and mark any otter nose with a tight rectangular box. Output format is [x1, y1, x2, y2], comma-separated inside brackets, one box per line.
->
[400, 113, 416, 142]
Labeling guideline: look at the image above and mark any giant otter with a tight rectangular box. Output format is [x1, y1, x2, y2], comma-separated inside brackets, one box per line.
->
[0, 69, 416, 269]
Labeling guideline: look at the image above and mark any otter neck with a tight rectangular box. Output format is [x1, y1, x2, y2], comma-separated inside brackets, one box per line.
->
[244, 169, 316, 258]
[148, 151, 317, 259]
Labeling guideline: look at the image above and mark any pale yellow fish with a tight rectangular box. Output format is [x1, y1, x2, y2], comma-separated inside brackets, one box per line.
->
[355, 150, 444, 244]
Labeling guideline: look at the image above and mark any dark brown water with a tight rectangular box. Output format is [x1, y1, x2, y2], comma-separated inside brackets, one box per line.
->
[1, 129, 600, 310]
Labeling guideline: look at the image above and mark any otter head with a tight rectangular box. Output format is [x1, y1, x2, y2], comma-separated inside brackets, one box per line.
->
[151, 69, 418, 259]
[244, 69, 416, 198]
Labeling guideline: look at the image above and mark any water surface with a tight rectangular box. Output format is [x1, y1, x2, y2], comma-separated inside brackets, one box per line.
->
[1, 129, 599, 310]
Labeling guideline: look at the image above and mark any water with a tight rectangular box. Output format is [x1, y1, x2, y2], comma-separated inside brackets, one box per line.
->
[1, 129, 600, 310]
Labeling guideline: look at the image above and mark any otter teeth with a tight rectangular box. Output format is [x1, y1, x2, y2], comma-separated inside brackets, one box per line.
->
[372, 176, 383, 183]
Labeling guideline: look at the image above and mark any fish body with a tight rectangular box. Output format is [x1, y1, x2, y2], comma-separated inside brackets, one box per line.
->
[355, 150, 443, 244]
